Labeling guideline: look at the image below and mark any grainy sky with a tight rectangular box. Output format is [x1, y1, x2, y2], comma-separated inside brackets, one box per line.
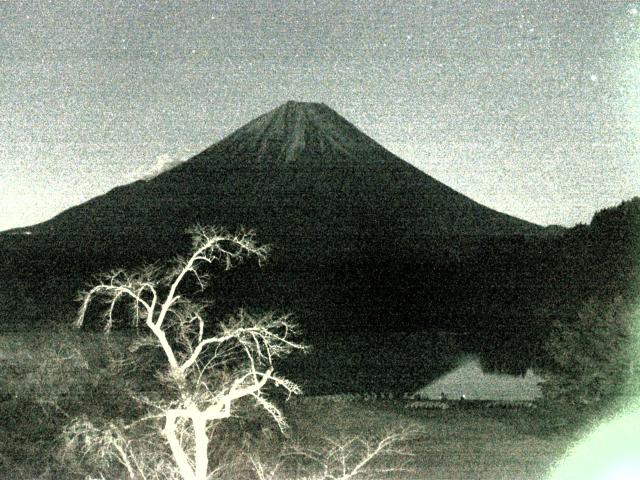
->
[1, 0, 639, 231]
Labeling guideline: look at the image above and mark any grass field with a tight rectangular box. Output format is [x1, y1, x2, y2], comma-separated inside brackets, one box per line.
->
[284, 399, 578, 480]
[0, 396, 579, 479]
[0, 327, 580, 479]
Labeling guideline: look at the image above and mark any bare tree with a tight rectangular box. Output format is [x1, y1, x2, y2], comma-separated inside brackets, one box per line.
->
[249, 426, 423, 480]
[69, 226, 306, 480]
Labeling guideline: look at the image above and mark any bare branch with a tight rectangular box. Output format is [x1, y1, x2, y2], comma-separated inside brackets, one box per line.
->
[70, 226, 305, 480]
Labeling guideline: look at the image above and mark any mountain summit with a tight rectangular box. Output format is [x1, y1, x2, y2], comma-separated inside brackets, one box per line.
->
[7, 101, 541, 265]
[215, 101, 387, 164]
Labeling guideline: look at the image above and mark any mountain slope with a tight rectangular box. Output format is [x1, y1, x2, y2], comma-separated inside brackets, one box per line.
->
[12, 101, 541, 265]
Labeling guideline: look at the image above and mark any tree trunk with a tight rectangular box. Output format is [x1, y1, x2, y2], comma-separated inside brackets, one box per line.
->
[164, 410, 196, 480]
[193, 415, 210, 480]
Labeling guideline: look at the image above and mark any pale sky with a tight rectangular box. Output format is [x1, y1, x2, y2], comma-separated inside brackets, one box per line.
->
[1, 0, 639, 231]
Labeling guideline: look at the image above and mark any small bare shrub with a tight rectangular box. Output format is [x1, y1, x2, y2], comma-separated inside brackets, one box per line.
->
[249, 425, 425, 480]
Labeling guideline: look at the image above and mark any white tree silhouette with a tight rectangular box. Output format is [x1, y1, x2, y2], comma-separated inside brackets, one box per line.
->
[71, 226, 305, 480]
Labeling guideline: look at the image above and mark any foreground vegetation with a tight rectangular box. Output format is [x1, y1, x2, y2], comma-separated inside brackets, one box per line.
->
[1, 228, 425, 479]
[1, 325, 581, 479]
[2, 200, 639, 479]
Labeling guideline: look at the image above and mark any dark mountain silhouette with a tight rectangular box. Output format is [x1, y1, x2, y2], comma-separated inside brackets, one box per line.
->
[1, 101, 554, 393]
[7, 101, 541, 261]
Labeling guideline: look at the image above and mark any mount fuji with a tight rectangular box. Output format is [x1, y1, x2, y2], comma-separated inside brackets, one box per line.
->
[6, 102, 541, 265]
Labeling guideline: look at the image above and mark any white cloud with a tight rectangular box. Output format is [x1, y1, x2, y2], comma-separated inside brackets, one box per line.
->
[132, 153, 188, 181]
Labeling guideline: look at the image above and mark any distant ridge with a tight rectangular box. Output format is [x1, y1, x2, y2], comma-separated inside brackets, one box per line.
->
[9, 101, 542, 264]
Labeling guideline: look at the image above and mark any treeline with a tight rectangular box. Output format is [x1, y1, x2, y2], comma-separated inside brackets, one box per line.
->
[1, 198, 638, 395]
[450, 197, 640, 382]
